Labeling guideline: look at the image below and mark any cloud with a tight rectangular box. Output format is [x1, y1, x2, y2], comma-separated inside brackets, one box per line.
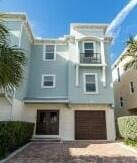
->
[106, 0, 137, 37]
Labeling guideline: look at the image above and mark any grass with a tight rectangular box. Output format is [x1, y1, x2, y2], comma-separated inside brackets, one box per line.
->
[124, 139, 137, 148]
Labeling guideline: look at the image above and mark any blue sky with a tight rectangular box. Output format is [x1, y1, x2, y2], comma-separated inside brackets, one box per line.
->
[1, 0, 137, 63]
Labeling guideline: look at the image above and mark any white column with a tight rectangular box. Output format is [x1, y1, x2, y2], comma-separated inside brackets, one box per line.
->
[100, 39, 106, 87]
[75, 64, 79, 87]
[100, 39, 105, 64]
[75, 40, 79, 87]
[76, 40, 80, 63]
[18, 22, 24, 48]
[106, 108, 116, 141]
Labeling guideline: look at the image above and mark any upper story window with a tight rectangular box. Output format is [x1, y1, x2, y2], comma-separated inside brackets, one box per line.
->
[84, 73, 98, 94]
[83, 41, 95, 57]
[129, 81, 135, 94]
[117, 67, 120, 82]
[120, 97, 123, 108]
[43, 45, 56, 61]
[41, 74, 56, 88]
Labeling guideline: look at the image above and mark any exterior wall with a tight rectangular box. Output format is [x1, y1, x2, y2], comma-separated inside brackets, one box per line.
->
[4, 20, 32, 101]
[21, 103, 116, 141]
[1, 14, 115, 139]
[0, 97, 12, 121]
[27, 44, 69, 98]
[15, 25, 32, 100]
[4, 21, 22, 46]
[68, 29, 113, 104]
[113, 69, 137, 117]
[3, 17, 114, 106]
[12, 99, 24, 120]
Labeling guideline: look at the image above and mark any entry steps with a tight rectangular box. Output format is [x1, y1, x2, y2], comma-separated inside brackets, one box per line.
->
[31, 137, 61, 143]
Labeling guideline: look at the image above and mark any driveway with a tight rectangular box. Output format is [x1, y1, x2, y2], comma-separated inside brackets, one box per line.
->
[6, 141, 137, 163]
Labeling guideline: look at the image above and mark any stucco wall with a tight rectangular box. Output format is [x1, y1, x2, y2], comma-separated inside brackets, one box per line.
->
[0, 97, 12, 121]
[113, 70, 137, 117]
[21, 103, 115, 141]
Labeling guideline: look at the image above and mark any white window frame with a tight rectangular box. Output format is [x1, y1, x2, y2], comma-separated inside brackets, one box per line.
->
[83, 73, 98, 94]
[43, 44, 56, 61]
[82, 41, 96, 55]
[41, 74, 56, 88]
[129, 81, 135, 94]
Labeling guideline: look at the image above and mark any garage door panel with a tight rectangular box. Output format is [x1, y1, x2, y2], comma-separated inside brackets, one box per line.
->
[75, 111, 107, 140]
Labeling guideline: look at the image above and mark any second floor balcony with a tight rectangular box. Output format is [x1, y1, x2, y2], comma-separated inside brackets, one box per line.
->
[80, 52, 101, 64]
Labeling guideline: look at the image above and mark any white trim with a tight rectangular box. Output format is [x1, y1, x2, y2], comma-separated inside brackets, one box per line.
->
[100, 39, 105, 64]
[43, 44, 56, 61]
[79, 63, 106, 67]
[75, 64, 79, 87]
[18, 22, 24, 48]
[41, 74, 56, 88]
[82, 41, 96, 54]
[24, 100, 69, 103]
[29, 96, 68, 99]
[83, 73, 99, 94]
[33, 135, 60, 138]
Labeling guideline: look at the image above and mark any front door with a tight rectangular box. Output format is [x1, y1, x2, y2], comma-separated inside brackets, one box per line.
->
[36, 110, 59, 135]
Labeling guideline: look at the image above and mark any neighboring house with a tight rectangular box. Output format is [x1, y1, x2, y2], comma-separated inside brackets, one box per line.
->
[112, 48, 137, 117]
[0, 12, 115, 141]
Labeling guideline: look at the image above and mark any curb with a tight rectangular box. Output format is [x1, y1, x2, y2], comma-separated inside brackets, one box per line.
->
[116, 142, 137, 154]
[0, 142, 32, 163]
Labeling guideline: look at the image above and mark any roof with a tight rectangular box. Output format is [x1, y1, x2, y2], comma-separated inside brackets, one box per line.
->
[71, 23, 109, 30]
[1, 12, 111, 44]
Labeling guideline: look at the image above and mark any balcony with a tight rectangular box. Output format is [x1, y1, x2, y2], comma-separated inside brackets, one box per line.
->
[80, 53, 101, 64]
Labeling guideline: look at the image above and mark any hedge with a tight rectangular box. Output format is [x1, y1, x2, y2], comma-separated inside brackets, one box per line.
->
[0, 121, 34, 160]
[118, 116, 137, 141]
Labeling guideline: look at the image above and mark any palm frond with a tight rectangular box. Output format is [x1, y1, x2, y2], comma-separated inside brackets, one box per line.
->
[0, 21, 9, 45]
[122, 37, 137, 71]
[0, 44, 26, 91]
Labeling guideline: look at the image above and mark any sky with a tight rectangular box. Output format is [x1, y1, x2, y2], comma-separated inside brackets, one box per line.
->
[1, 0, 137, 63]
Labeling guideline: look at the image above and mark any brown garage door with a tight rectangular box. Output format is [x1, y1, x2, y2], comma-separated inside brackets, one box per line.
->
[75, 111, 107, 140]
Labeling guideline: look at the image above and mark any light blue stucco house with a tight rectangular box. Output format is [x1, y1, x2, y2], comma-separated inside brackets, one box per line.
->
[0, 13, 115, 141]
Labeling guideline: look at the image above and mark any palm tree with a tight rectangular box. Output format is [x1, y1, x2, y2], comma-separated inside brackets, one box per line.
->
[0, 20, 26, 93]
[123, 37, 137, 71]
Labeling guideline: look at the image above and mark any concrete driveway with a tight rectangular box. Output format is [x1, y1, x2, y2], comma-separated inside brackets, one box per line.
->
[5, 141, 137, 163]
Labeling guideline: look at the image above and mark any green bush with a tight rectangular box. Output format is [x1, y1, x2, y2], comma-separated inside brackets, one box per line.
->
[118, 116, 137, 141]
[0, 121, 34, 160]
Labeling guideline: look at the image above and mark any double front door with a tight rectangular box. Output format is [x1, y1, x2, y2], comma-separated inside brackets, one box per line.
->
[36, 110, 59, 135]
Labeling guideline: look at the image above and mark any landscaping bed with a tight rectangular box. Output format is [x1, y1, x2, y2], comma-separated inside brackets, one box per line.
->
[118, 116, 137, 148]
[0, 121, 34, 160]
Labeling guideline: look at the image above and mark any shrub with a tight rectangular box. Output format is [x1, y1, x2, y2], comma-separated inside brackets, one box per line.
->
[118, 116, 137, 141]
[0, 121, 34, 160]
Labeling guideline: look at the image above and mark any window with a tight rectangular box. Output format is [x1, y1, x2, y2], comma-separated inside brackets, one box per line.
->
[129, 81, 135, 94]
[41, 74, 56, 88]
[120, 97, 123, 108]
[43, 45, 56, 61]
[84, 73, 98, 94]
[117, 67, 120, 82]
[83, 42, 95, 58]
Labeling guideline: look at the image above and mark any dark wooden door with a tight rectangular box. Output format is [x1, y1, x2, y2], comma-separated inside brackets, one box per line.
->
[36, 110, 59, 135]
[75, 111, 106, 140]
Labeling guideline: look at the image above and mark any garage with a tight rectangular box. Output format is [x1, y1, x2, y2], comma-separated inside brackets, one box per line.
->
[75, 111, 107, 140]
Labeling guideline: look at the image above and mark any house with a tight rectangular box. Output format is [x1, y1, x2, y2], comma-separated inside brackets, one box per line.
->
[112, 47, 137, 117]
[0, 12, 115, 141]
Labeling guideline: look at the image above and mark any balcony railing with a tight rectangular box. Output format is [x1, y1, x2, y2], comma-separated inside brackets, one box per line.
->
[80, 53, 101, 64]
